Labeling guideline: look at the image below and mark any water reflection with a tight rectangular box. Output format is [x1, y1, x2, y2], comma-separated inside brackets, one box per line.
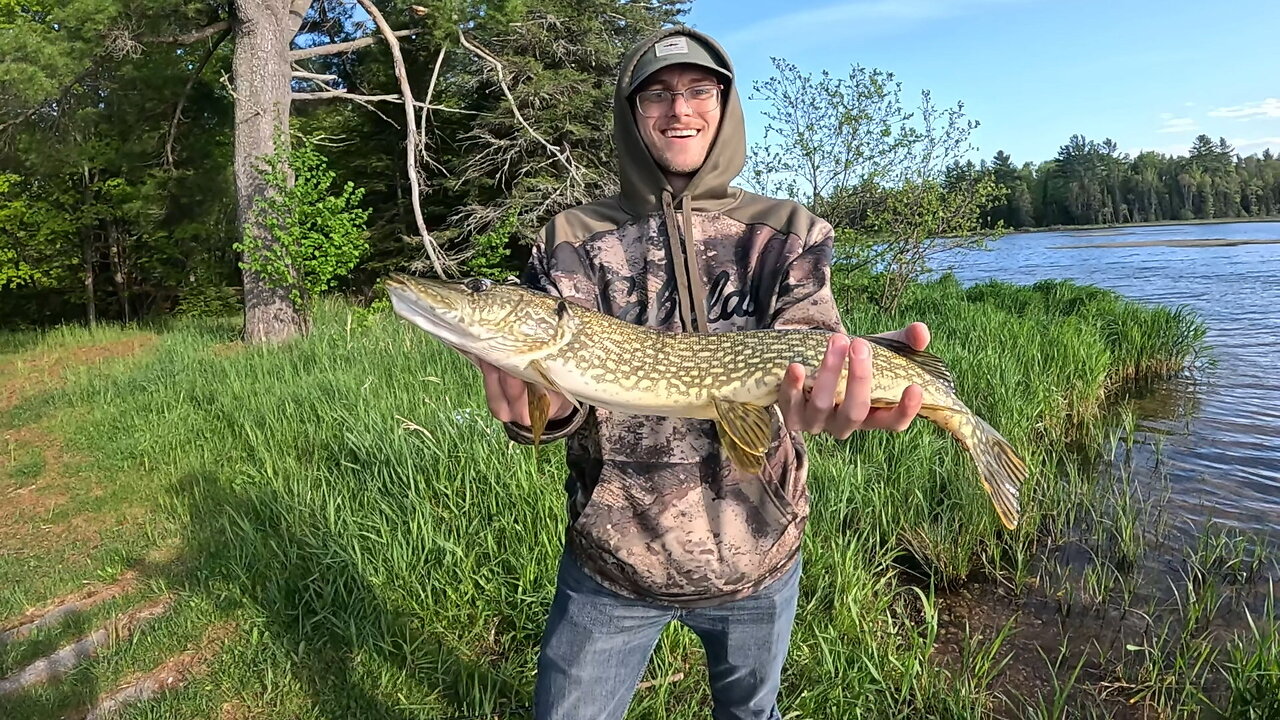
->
[938, 221, 1280, 535]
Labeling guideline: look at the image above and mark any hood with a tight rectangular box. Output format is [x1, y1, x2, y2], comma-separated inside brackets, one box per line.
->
[614, 25, 746, 216]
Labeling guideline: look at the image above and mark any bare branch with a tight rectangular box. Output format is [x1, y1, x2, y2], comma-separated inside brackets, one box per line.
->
[165, 27, 232, 168]
[306, 134, 356, 147]
[147, 20, 232, 45]
[286, 0, 314, 38]
[292, 88, 399, 125]
[352, 0, 450, 278]
[419, 43, 447, 140]
[288, 28, 422, 61]
[291, 71, 340, 82]
[456, 29, 584, 188]
[292, 91, 398, 102]
[290, 91, 482, 115]
[291, 71, 399, 126]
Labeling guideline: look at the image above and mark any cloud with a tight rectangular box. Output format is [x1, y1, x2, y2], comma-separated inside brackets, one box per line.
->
[1158, 114, 1198, 134]
[723, 0, 1026, 47]
[1208, 98, 1280, 120]
[1230, 137, 1280, 156]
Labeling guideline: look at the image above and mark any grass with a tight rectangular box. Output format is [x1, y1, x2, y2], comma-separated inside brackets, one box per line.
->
[0, 272, 1273, 718]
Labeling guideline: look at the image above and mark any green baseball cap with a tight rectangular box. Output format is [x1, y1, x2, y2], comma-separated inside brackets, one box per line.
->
[627, 33, 733, 95]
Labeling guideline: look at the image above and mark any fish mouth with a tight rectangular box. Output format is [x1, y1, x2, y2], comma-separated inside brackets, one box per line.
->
[383, 273, 481, 349]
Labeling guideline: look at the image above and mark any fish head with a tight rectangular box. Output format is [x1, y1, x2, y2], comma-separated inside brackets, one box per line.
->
[383, 273, 565, 366]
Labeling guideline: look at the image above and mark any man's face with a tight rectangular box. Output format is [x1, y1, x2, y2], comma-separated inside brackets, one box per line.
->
[632, 64, 723, 177]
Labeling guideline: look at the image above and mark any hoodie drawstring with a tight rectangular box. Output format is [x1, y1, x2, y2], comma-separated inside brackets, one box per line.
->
[662, 190, 699, 332]
[677, 194, 711, 332]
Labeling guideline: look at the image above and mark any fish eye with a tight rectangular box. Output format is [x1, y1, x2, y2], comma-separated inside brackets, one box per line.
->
[464, 278, 492, 293]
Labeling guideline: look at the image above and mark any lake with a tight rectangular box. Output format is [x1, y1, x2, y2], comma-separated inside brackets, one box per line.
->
[939, 220, 1280, 539]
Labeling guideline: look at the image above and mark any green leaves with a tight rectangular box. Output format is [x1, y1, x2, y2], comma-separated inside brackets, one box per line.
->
[0, 173, 78, 291]
[746, 56, 1003, 310]
[235, 135, 372, 308]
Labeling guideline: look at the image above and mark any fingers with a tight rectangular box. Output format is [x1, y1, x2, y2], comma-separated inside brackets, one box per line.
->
[777, 362, 807, 431]
[546, 389, 576, 421]
[803, 334, 849, 431]
[829, 337, 871, 439]
[862, 384, 923, 432]
[905, 322, 931, 351]
[872, 321, 931, 351]
[478, 360, 529, 425]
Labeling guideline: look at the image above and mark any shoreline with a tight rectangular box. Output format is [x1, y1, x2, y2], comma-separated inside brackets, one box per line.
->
[1007, 215, 1280, 235]
[1051, 237, 1280, 249]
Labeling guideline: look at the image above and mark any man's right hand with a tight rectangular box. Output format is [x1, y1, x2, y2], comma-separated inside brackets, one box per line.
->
[467, 354, 574, 426]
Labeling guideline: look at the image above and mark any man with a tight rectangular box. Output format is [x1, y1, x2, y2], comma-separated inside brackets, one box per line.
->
[471, 25, 930, 720]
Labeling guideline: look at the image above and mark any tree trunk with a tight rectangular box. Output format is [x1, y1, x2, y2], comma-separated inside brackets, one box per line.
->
[107, 220, 130, 323]
[81, 170, 96, 328]
[82, 231, 96, 328]
[232, 0, 307, 344]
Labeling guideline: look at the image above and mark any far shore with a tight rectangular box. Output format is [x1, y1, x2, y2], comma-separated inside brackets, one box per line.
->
[1009, 216, 1280, 235]
[1051, 237, 1280, 249]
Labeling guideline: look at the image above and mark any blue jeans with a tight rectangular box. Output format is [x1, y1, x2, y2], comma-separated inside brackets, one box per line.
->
[533, 550, 801, 720]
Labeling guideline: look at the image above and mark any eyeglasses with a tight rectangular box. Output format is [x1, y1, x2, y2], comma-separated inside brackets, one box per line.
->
[634, 84, 723, 117]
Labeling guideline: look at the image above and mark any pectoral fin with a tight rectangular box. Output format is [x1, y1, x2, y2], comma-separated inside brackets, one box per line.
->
[712, 397, 775, 475]
[526, 382, 550, 452]
[528, 360, 581, 411]
[715, 424, 766, 474]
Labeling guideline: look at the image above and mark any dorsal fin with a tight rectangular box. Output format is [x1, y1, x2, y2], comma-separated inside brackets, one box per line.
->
[549, 298, 578, 348]
[862, 335, 956, 392]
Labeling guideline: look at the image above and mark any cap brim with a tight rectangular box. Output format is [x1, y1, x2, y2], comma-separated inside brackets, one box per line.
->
[627, 61, 731, 95]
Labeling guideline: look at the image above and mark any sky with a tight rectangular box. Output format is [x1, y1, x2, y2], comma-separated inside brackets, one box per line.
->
[679, 0, 1280, 165]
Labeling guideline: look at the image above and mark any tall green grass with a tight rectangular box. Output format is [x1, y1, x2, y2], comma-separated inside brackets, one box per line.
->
[1, 272, 1271, 719]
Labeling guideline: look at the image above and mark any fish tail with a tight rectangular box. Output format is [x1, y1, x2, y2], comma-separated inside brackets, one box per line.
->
[922, 407, 1026, 530]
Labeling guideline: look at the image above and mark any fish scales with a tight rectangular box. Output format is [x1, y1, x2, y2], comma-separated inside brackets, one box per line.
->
[549, 315, 948, 413]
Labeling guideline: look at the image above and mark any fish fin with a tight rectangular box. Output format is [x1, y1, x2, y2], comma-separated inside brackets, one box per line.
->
[550, 299, 579, 348]
[863, 335, 956, 392]
[971, 415, 1027, 530]
[712, 397, 775, 474]
[714, 420, 766, 475]
[526, 382, 550, 452]
[527, 360, 581, 411]
[922, 406, 1026, 530]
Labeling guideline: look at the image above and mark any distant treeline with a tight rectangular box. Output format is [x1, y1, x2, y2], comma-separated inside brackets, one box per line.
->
[972, 134, 1280, 229]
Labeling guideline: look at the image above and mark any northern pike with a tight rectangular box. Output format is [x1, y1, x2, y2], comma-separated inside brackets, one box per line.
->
[385, 273, 1026, 529]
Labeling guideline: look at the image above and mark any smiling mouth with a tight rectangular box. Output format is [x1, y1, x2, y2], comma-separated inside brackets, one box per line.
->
[663, 129, 700, 138]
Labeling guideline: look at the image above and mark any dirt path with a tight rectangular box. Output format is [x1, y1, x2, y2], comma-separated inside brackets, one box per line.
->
[1, 334, 157, 561]
[0, 335, 156, 415]
[0, 332, 244, 719]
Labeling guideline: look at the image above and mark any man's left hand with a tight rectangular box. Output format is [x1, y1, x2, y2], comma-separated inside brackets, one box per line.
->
[777, 322, 931, 439]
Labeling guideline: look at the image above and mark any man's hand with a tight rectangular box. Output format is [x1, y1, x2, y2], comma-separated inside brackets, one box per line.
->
[465, 354, 574, 426]
[777, 322, 931, 439]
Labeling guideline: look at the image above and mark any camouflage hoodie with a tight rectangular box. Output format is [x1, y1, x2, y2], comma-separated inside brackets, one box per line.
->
[504, 25, 845, 607]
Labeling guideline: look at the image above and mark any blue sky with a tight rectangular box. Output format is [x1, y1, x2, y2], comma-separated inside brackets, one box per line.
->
[680, 0, 1280, 165]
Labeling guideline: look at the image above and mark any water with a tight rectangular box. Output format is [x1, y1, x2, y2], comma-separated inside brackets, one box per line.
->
[938, 220, 1280, 537]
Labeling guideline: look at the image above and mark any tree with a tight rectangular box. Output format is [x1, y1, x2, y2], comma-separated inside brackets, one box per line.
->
[746, 58, 1003, 310]
[989, 150, 1033, 228]
[229, 0, 312, 342]
[744, 58, 914, 224]
[1, 2, 242, 326]
[2, 0, 688, 329]
[861, 95, 1005, 310]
